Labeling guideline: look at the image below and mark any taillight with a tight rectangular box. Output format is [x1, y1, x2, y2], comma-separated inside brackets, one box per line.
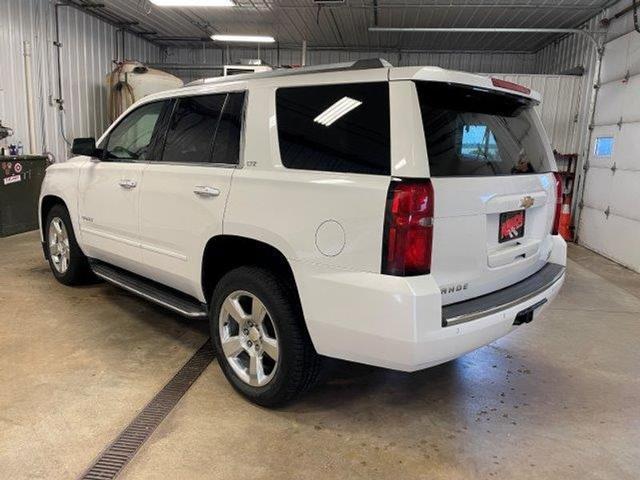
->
[382, 179, 434, 276]
[552, 172, 563, 235]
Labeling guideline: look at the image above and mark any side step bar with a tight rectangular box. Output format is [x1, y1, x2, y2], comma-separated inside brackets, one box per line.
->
[90, 260, 208, 319]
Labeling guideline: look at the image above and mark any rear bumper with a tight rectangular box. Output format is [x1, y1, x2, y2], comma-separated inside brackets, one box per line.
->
[295, 236, 567, 372]
[442, 263, 565, 327]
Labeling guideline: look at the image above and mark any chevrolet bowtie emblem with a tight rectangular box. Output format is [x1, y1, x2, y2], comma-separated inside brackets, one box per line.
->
[520, 196, 535, 209]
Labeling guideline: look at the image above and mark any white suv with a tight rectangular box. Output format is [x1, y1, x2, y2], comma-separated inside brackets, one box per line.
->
[39, 60, 566, 406]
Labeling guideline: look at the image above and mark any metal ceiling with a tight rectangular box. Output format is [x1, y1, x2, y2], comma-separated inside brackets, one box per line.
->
[72, 0, 619, 52]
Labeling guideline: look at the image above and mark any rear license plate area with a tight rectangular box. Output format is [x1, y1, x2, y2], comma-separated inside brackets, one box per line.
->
[499, 210, 525, 243]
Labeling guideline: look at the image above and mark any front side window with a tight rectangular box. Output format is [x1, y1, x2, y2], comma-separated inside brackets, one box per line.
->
[416, 82, 550, 176]
[104, 101, 165, 160]
[276, 83, 390, 175]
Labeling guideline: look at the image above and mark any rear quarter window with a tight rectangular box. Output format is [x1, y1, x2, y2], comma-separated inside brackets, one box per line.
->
[276, 82, 390, 176]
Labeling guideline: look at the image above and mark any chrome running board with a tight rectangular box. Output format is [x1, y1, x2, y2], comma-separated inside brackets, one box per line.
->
[90, 260, 208, 319]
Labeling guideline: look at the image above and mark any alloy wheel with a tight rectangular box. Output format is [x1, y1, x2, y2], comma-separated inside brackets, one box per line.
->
[48, 217, 70, 274]
[219, 290, 280, 387]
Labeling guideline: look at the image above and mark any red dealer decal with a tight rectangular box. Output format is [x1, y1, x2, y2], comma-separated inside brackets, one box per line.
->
[500, 212, 524, 238]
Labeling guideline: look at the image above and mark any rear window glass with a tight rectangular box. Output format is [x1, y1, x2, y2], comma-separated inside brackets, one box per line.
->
[276, 83, 390, 176]
[415, 82, 549, 177]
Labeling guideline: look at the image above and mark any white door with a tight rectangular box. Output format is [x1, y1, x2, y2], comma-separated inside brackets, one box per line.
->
[138, 92, 245, 300]
[578, 31, 640, 272]
[78, 100, 167, 272]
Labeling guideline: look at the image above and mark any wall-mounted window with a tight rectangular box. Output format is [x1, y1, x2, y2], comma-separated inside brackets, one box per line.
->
[594, 136, 614, 157]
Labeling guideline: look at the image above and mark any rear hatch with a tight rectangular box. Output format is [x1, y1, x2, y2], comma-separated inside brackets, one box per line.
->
[414, 80, 557, 305]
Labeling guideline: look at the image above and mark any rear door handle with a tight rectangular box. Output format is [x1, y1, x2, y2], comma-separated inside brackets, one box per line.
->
[119, 179, 137, 189]
[193, 186, 220, 198]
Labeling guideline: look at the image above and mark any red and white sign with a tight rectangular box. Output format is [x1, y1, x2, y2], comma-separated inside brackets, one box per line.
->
[14, 162, 22, 174]
[3, 174, 21, 185]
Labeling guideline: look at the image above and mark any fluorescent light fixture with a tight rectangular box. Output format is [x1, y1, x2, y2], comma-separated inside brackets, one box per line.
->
[314, 97, 363, 127]
[211, 34, 275, 43]
[150, 0, 235, 6]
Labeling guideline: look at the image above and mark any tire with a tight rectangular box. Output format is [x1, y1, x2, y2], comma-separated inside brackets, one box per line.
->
[44, 204, 93, 286]
[210, 266, 322, 407]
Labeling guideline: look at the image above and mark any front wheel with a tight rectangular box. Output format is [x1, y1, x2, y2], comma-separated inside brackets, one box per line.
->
[210, 266, 322, 407]
[45, 204, 93, 286]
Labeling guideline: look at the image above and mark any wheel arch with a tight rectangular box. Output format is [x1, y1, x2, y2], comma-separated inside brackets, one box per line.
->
[40, 194, 68, 250]
[201, 235, 300, 308]
[40, 195, 67, 227]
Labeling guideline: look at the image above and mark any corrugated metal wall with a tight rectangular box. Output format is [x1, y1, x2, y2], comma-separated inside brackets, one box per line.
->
[0, 0, 48, 157]
[161, 48, 582, 153]
[2, 0, 633, 168]
[0, 0, 160, 162]
[535, 14, 603, 163]
[491, 75, 584, 154]
[160, 46, 538, 83]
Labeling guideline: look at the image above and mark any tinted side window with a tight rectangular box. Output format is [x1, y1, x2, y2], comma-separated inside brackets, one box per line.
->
[105, 101, 165, 160]
[212, 92, 245, 165]
[276, 83, 390, 175]
[161, 94, 226, 164]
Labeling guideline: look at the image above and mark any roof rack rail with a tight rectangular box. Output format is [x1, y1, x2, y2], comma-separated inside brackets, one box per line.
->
[184, 58, 392, 87]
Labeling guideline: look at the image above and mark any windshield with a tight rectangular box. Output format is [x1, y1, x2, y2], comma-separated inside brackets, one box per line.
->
[415, 81, 550, 177]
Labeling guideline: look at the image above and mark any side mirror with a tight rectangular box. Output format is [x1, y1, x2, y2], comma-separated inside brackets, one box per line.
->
[71, 137, 100, 158]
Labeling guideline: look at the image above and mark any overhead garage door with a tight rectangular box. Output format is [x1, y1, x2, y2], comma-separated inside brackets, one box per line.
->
[579, 31, 640, 272]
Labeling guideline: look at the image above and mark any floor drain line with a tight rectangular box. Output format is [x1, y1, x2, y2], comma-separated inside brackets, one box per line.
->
[79, 340, 215, 480]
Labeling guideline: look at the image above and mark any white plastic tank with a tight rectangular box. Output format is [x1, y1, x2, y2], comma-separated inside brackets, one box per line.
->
[106, 61, 183, 122]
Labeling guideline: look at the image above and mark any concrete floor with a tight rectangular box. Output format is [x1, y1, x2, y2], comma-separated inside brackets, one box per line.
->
[1, 231, 639, 480]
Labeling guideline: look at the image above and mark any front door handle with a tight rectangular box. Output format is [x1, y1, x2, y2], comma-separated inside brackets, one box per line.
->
[119, 179, 137, 189]
[193, 186, 220, 198]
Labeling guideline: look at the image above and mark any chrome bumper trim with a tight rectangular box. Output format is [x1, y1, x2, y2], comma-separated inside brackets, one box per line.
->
[442, 263, 565, 327]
